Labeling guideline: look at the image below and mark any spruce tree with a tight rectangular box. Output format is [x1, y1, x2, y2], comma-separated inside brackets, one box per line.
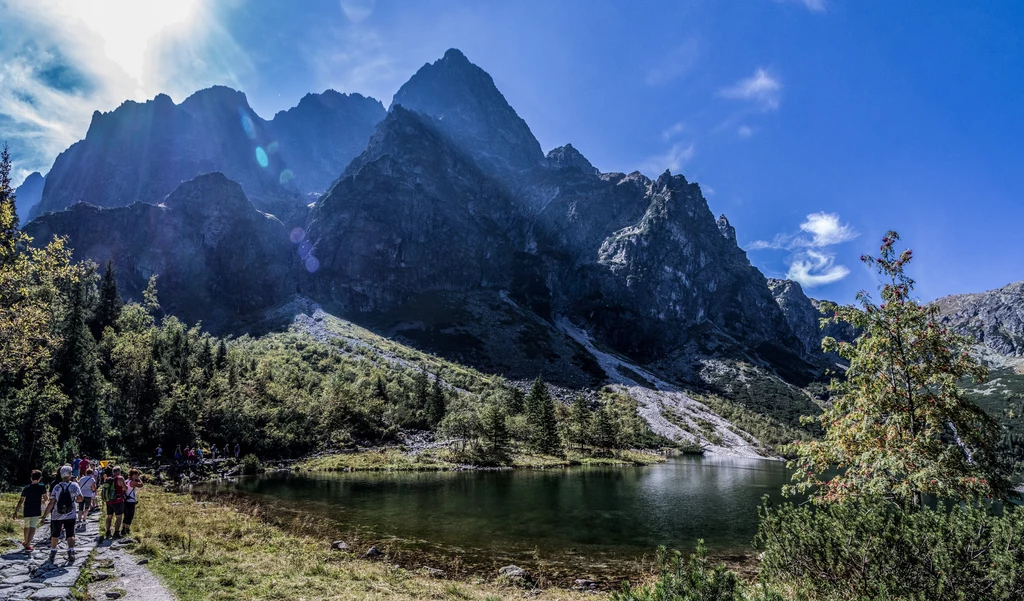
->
[592, 402, 617, 451]
[480, 403, 510, 458]
[567, 395, 591, 451]
[215, 340, 228, 370]
[426, 375, 447, 425]
[413, 367, 430, 410]
[92, 259, 122, 338]
[55, 276, 107, 453]
[525, 378, 560, 454]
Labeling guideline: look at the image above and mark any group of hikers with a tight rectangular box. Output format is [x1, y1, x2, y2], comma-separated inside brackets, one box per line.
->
[155, 442, 240, 466]
[11, 459, 143, 564]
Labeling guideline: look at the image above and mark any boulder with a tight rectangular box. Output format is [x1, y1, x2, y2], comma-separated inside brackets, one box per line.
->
[362, 546, 382, 559]
[330, 541, 350, 552]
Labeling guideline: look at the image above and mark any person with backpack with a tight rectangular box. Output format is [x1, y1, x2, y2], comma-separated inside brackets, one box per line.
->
[101, 465, 127, 539]
[234, 443, 240, 459]
[77, 468, 97, 527]
[72, 456, 82, 478]
[43, 465, 83, 563]
[174, 445, 182, 465]
[123, 468, 144, 536]
[12, 469, 48, 552]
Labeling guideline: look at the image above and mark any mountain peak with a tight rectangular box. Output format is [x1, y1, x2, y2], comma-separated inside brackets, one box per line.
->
[546, 144, 598, 175]
[391, 49, 544, 179]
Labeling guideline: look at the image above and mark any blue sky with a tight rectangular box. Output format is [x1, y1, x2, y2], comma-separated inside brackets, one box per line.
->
[1, 0, 1021, 303]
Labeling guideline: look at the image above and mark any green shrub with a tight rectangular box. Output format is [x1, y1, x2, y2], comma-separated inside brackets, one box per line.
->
[240, 454, 264, 475]
[756, 499, 1024, 601]
[613, 542, 781, 601]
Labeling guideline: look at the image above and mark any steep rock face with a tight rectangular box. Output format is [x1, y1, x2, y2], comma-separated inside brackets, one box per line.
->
[306, 106, 523, 312]
[546, 144, 598, 175]
[268, 90, 385, 195]
[25, 173, 296, 330]
[583, 174, 802, 365]
[767, 278, 822, 356]
[391, 48, 545, 186]
[935, 281, 1024, 356]
[34, 87, 383, 222]
[14, 172, 45, 224]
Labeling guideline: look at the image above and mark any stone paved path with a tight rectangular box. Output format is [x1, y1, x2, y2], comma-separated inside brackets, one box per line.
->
[0, 509, 174, 601]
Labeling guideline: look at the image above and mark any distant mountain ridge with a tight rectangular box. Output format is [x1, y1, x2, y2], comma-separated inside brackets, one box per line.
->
[14, 171, 45, 223]
[934, 281, 1024, 357]
[32, 86, 385, 223]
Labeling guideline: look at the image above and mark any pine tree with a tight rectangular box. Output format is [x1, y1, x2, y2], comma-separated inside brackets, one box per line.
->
[426, 375, 447, 425]
[55, 276, 107, 453]
[525, 378, 560, 454]
[591, 402, 617, 451]
[567, 395, 591, 451]
[413, 367, 430, 410]
[0, 143, 18, 260]
[215, 340, 228, 370]
[91, 259, 122, 338]
[790, 232, 1010, 506]
[505, 386, 525, 415]
[480, 403, 510, 458]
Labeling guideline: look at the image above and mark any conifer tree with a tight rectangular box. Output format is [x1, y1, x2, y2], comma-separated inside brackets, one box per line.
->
[592, 402, 617, 451]
[480, 403, 510, 457]
[92, 259, 122, 338]
[426, 375, 447, 425]
[55, 276, 107, 452]
[525, 378, 560, 454]
[567, 395, 591, 451]
[413, 367, 430, 410]
[215, 339, 228, 370]
[790, 232, 1009, 506]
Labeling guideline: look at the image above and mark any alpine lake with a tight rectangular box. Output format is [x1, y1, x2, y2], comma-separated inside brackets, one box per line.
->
[197, 454, 793, 585]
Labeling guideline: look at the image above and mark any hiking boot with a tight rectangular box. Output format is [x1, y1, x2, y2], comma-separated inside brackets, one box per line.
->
[67, 549, 76, 563]
[48, 550, 57, 563]
[113, 531, 122, 538]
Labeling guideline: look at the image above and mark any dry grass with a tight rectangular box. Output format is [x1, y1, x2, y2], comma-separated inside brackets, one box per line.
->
[130, 490, 601, 601]
[296, 448, 664, 473]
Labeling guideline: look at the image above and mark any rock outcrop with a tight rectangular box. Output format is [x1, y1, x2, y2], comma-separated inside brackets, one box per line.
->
[934, 281, 1024, 356]
[768, 278, 823, 356]
[25, 173, 297, 330]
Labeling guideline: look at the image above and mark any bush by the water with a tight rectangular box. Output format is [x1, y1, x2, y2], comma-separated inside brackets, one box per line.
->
[613, 542, 783, 601]
[240, 454, 264, 475]
[756, 499, 1024, 601]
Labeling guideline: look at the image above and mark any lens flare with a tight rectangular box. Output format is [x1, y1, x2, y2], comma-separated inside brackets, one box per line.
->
[267, 141, 279, 154]
[255, 146, 269, 168]
[279, 169, 295, 185]
[305, 256, 320, 273]
[289, 227, 305, 244]
[298, 240, 313, 259]
[238, 107, 256, 140]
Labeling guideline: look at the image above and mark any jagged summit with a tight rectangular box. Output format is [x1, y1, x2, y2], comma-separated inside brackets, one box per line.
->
[546, 144, 598, 175]
[391, 48, 544, 180]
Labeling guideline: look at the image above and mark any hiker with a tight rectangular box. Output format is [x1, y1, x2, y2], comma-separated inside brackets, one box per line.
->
[174, 445, 182, 465]
[211, 444, 218, 460]
[155, 445, 162, 461]
[101, 465, 127, 539]
[187, 447, 196, 465]
[123, 468, 143, 536]
[72, 455, 82, 478]
[12, 469, 47, 552]
[77, 468, 97, 527]
[234, 443, 240, 459]
[43, 465, 83, 563]
[197, 446, 204, 463]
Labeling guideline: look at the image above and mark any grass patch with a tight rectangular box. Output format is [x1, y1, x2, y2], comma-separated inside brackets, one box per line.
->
[1, 492, 19, 541]
[130, 490, 597, 601]
[295, 449, 458, 472]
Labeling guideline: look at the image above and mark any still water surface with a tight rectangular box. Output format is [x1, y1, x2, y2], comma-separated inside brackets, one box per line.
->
[203, 455, 792, 577]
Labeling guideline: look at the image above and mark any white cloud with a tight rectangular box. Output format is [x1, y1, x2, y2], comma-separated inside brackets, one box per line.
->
[641, 142, 695, 175]
[776, 0, 827, 12]
[0, 1, 247, 180]
[718, 68, 782, 111]
[737, 125, 754, 138]
[645, 38, 701, 86]
[799, 212, 859, 247]
[748, 212, 858, 288]
[661, 121, 686, 141]
[340, 0, 376, 23]
[787, 250, 849, 287]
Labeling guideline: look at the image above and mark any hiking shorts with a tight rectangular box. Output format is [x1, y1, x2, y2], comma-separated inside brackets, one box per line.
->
[50, 518, 75, 539]
[78, 499, 91, 512]
[23, 516, 40, 528]
[106, 501, 124, 516]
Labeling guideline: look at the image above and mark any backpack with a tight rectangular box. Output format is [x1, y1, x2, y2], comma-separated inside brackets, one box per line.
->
[55, 482, 74, 515]
[101, 480, 115, 503]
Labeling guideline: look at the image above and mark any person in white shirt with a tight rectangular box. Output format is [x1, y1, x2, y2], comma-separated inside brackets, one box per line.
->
[43, 465, 83, 564]
[77, 468, 97, 526]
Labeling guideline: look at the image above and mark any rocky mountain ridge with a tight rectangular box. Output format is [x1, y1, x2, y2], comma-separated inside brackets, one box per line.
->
[32, 86, 384, 223]
[934, 281, 1024, 357]
[14, 171, 45, 223]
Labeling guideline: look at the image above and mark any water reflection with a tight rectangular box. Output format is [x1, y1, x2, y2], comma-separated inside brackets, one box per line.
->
[206, 455, 792, 566]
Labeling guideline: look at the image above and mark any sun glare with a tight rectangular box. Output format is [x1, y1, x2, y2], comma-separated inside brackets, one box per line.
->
[68, 0, 199, 88]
